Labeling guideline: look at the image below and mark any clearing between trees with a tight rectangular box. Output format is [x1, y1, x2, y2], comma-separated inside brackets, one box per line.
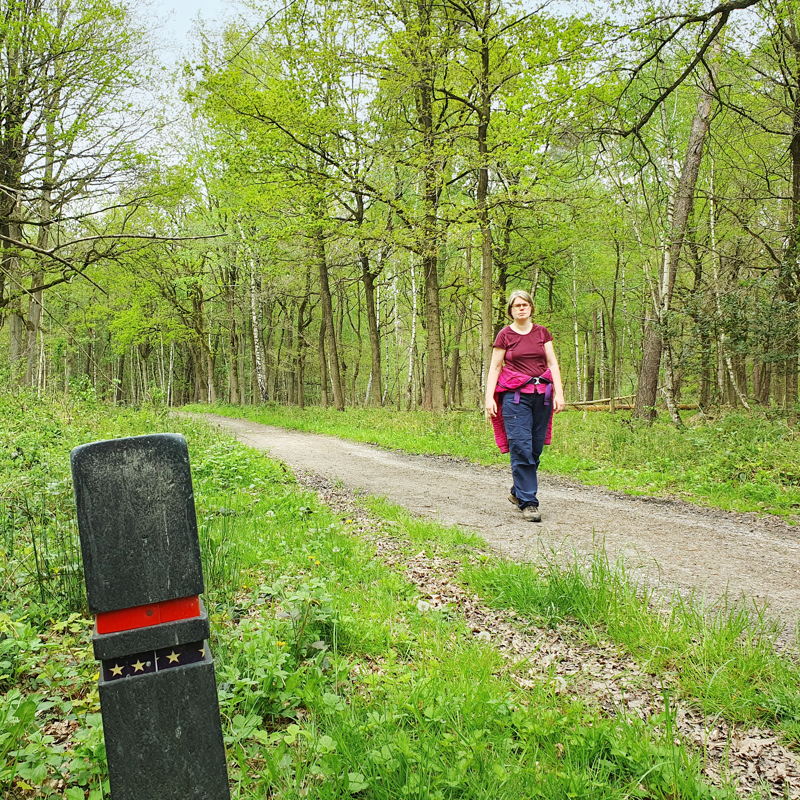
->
[200, 413, 800, 639]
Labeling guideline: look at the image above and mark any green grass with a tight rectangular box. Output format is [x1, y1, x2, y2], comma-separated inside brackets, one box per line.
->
[3, 393, 797, 799]
[463, 554, 800, 741]
[363, 497, 800, 749]
[187, 402, 800, 519]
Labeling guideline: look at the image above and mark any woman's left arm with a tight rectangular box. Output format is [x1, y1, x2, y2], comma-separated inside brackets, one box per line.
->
[544, 341, 566, 413]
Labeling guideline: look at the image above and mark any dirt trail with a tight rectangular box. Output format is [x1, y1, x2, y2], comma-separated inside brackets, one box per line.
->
[199, 413, 800, 634]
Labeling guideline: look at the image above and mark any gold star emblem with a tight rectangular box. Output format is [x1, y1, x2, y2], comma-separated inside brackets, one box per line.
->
[199, 647, 206, 658]
[110, 663, 123, 677]
[132, 659, 146, 673]
[166, 651, 180, 664]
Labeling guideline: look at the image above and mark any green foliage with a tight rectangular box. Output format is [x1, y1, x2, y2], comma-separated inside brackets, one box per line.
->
[7, 397, 798, 799]
[548, 411, 800, 517]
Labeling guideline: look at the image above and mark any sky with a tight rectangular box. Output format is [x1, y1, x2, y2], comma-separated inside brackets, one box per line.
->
[153, 0, 230, 59]
[152, 0, 573, 53]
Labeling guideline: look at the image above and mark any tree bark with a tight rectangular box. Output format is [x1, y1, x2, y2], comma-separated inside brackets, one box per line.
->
[296, 265, 312, 409]
[318, 318, 329, 408]
[361, 251, 382, 406]
[248, 249, 268, 403]
[314, 227, 345, 410]
[587, 310, 598, 402]
[224, 265, 240, 404]
[778, 21, 800, 404]
[477, 5, 494, 402]
[415, 0, 446, 411]
[235, 223, 268, 404]
[634, 56, 716, 422]
[353, 190, 383, 406]
[447, 299, 465, 407]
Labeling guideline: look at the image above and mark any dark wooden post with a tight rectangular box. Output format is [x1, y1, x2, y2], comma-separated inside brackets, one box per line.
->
[71, 433, 230, 800]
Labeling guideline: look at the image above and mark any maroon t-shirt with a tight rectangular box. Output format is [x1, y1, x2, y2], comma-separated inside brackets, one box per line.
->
[494, 325, 553, 377]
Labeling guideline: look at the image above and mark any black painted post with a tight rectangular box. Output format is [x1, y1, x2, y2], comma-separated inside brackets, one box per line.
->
[71, 433, 230, 800]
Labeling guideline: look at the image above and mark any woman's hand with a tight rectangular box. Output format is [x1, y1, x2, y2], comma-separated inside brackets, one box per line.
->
[485, 398, 497, 418]
[553, 393, 566, 413]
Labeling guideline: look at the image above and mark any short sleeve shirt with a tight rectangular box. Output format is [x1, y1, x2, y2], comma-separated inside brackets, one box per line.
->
[493, 325, 553, 377]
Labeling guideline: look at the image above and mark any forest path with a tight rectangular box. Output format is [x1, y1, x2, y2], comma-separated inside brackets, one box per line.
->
[198, 413, 800, 635]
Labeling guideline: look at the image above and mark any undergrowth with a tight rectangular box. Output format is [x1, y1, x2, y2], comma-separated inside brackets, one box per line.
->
[1, 393, 795, 798]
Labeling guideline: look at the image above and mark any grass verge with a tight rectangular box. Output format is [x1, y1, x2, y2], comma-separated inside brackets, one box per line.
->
[185, 402, 800, 519]
[362, 496, 800, 748]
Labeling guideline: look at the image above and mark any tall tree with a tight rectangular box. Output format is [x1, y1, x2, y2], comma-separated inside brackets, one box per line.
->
[0, 0, 152, 386]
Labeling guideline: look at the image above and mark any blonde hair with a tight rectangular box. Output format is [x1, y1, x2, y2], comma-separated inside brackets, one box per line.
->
[506, 290, 534, 320]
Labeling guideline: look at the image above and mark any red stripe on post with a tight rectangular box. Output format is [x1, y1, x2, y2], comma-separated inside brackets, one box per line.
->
[159, 595, 200, 622]
[96, 596, 200, 634]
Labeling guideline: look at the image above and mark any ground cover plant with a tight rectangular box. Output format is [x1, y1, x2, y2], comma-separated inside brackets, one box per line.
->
[365, 494, 800, 744]
[1, 394, 796, 799]
[188, 403, 800, 519]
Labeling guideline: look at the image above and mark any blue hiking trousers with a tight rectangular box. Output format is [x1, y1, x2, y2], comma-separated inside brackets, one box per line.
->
[501, 391, 551, 509]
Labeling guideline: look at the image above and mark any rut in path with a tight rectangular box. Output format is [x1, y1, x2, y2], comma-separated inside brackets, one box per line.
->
[198, 413, 800, 635]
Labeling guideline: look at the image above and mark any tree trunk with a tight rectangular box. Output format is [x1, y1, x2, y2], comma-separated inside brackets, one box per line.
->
[225, 280, 240, 404]
[778, 37, 800, 404]
[447, 301, 465, 407]
[361, 253, 382, 406]
[249, 256, 268, 402]
[415, 3, 446, 411]
[663, 342, 684, 428]
[191, 344, 207, 402]
[354, 189, 383, 407]
[237, 224, 268, 403]
[296, 266, 311, 409]
[587, 310, 598, 402]
[406, 263, 418, 410]
[167, 341, 174, 406]
[207, 350, 217, 403]
[318, 319, 329, 408]
[571, 268, 582, 401]
[477, 14, 494, 402]
[314, 227, 345, 410]
[116, 352, 126, 404]
[637, 318, 662, 418]
[9, 304, 25, 385]
[634, 56, 716, 422]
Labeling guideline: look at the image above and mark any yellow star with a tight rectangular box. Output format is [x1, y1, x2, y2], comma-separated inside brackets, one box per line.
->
[132, 659, 146, 673]
[166, 651, 180, 664]
[199, 647, 206, 659]
[110, 663, 123, 677]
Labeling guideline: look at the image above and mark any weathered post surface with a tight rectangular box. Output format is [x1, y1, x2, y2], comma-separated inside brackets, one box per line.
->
[71, 433, 230, 800]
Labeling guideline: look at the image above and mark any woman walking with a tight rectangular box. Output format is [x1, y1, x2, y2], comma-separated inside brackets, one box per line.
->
[485, 290, 565, 522]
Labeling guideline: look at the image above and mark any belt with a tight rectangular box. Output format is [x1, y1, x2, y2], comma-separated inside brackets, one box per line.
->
[504, 375, 552, 406]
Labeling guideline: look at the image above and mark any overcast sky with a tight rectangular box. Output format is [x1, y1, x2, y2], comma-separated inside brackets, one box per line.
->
[152, 0, 232, 60]
[152, 0, 580, 54]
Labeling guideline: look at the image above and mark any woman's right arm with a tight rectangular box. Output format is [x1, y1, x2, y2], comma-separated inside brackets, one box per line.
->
[484, 347, 506, 418]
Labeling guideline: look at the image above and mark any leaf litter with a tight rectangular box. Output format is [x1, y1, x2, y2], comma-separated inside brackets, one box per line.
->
[298, 470, 800, 799]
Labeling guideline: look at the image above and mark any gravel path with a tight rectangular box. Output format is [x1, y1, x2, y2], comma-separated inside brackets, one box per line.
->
[198, 413, 800, 636]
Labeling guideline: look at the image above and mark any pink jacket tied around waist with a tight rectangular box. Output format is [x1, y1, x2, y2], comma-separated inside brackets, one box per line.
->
[491, 367, 554, 454]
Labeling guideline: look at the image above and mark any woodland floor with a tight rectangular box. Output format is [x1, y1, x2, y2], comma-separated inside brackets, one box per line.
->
[193, 412, 800, 796]
[198, 413, 800, 643]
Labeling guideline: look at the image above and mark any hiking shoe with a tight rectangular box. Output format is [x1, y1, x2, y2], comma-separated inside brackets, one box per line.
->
[521, 505, 541, 522]
[509, 493, 520, 508]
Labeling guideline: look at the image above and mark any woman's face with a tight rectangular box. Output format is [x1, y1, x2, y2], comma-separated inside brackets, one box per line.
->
[510, 298, 532, 322]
